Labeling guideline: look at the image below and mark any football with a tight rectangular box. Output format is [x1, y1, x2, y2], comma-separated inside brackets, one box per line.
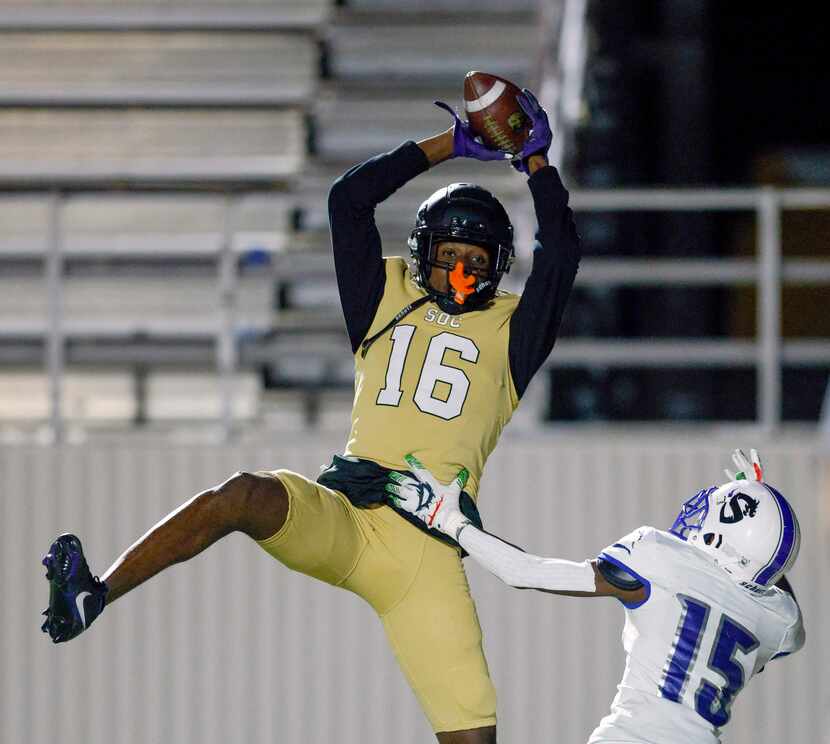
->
[463, 71, 529, 154]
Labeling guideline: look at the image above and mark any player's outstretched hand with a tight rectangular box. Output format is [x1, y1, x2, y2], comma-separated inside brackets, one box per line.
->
[511, 88, 553, 174]
[724, 448, 764, 482]
[386, 454, 472, 539]
[434, 101, 512, 163]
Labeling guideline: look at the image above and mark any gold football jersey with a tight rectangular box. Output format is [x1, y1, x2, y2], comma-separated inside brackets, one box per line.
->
[344, 257, 520, 498]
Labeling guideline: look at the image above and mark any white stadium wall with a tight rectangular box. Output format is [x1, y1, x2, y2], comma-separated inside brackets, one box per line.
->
[2, 431, 828, 744]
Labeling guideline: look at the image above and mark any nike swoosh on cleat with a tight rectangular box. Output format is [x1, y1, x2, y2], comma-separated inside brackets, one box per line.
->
[75, 591, 91, 628]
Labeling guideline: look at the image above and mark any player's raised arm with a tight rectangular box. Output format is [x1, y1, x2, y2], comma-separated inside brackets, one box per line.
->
[328, 141, 431, 352]
[328, 96, 515, 354]
[507, 90, 582, 399]
[386, 455, 645, 603]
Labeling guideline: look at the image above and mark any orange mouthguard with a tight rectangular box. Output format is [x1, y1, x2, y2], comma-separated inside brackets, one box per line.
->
[449, 261, 476, 304]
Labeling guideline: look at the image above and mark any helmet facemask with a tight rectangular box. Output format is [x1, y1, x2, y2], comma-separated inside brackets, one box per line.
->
[669, 487, 715, 541]
[409, 233, 511, 312]
[408, 183, 515, 314]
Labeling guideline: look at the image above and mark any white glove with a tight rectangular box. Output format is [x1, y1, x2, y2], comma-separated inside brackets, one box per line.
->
[385, 454, 471, 540]
[724, 448, 764, 482]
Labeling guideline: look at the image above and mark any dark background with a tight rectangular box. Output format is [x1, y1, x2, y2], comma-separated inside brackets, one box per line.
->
[551, 0, 829, 422]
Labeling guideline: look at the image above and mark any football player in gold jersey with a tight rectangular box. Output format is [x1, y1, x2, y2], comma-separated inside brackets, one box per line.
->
[41, 90, 580, 743]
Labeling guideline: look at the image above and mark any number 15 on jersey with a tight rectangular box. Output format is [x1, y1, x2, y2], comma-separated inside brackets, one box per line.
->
[660, 594, 759, 727]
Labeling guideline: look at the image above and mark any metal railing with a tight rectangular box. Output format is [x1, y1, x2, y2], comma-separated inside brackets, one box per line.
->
[12, 186, 830, 439]
[553, 187, 830, 432]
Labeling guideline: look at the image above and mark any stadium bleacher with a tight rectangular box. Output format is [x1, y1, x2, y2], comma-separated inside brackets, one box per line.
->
[0, 193, 292, 258]
[0, 32, 318, 105]
[0, 0, 329, 424]
[0, 369, 262, 423]
[300, 0, 539, 307]
[0, 0, 542, 428]
[0, 0, 332, 29]
[0, 109, 306, 182]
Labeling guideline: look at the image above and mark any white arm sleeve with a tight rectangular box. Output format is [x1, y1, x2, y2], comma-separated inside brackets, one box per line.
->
[458, 524, 596, 592]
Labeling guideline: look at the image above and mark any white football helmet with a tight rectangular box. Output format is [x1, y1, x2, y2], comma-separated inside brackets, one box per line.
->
[670, 450, 800, 592]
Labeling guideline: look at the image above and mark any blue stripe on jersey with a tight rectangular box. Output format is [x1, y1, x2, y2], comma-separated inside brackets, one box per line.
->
[754, 485, 796, 586]
[597, 552, 651, 609]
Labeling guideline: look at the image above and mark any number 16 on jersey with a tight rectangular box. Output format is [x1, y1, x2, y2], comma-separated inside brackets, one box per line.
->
[376, 326, 480, 421]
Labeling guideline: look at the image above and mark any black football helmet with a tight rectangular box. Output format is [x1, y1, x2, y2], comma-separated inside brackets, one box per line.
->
[408, 183, 514, 313]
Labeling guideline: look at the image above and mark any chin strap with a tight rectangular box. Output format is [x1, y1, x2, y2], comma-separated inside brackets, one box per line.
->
[360, 295, 431, 359]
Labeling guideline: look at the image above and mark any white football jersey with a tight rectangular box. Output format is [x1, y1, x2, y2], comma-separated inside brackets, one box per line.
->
[588, 526, 804, 744]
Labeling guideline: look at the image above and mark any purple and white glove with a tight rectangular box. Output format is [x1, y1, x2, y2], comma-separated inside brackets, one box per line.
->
[511, 88, 553, 174]
[434, 101, 511, 162]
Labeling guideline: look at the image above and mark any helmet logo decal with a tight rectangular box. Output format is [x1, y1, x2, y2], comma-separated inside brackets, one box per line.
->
[449, 261, 476, 305]
[718, 491, 760, 524]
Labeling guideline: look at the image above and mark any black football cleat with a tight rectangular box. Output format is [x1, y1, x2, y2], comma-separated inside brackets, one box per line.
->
[41, 533, 108, 643]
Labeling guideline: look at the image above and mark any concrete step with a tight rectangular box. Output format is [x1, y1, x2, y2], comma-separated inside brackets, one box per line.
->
[0, 370, 261, 421]
[327, 16, 535, 84]
[345, 0, 534, 11]
[0, 274, 274, 335]
[0, 31, 318, 105]
[0, 0, 333, 29]
[0, 193, 293, 258]
[314, 84, 460, 161]
[0, 108, 306, 184]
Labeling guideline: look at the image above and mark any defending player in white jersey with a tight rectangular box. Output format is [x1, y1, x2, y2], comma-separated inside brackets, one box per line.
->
[387, 449, 804, 744]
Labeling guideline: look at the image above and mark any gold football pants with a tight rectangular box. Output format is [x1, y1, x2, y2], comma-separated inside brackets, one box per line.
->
[255, 469, 497, 733]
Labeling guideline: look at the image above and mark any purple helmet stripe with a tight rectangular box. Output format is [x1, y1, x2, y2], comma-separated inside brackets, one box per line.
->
[754, 485, 796, 586]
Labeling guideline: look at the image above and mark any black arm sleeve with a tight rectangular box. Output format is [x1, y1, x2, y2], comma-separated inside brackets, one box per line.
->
[328, 141, 430, 352]
[508, 166, 581, 398]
